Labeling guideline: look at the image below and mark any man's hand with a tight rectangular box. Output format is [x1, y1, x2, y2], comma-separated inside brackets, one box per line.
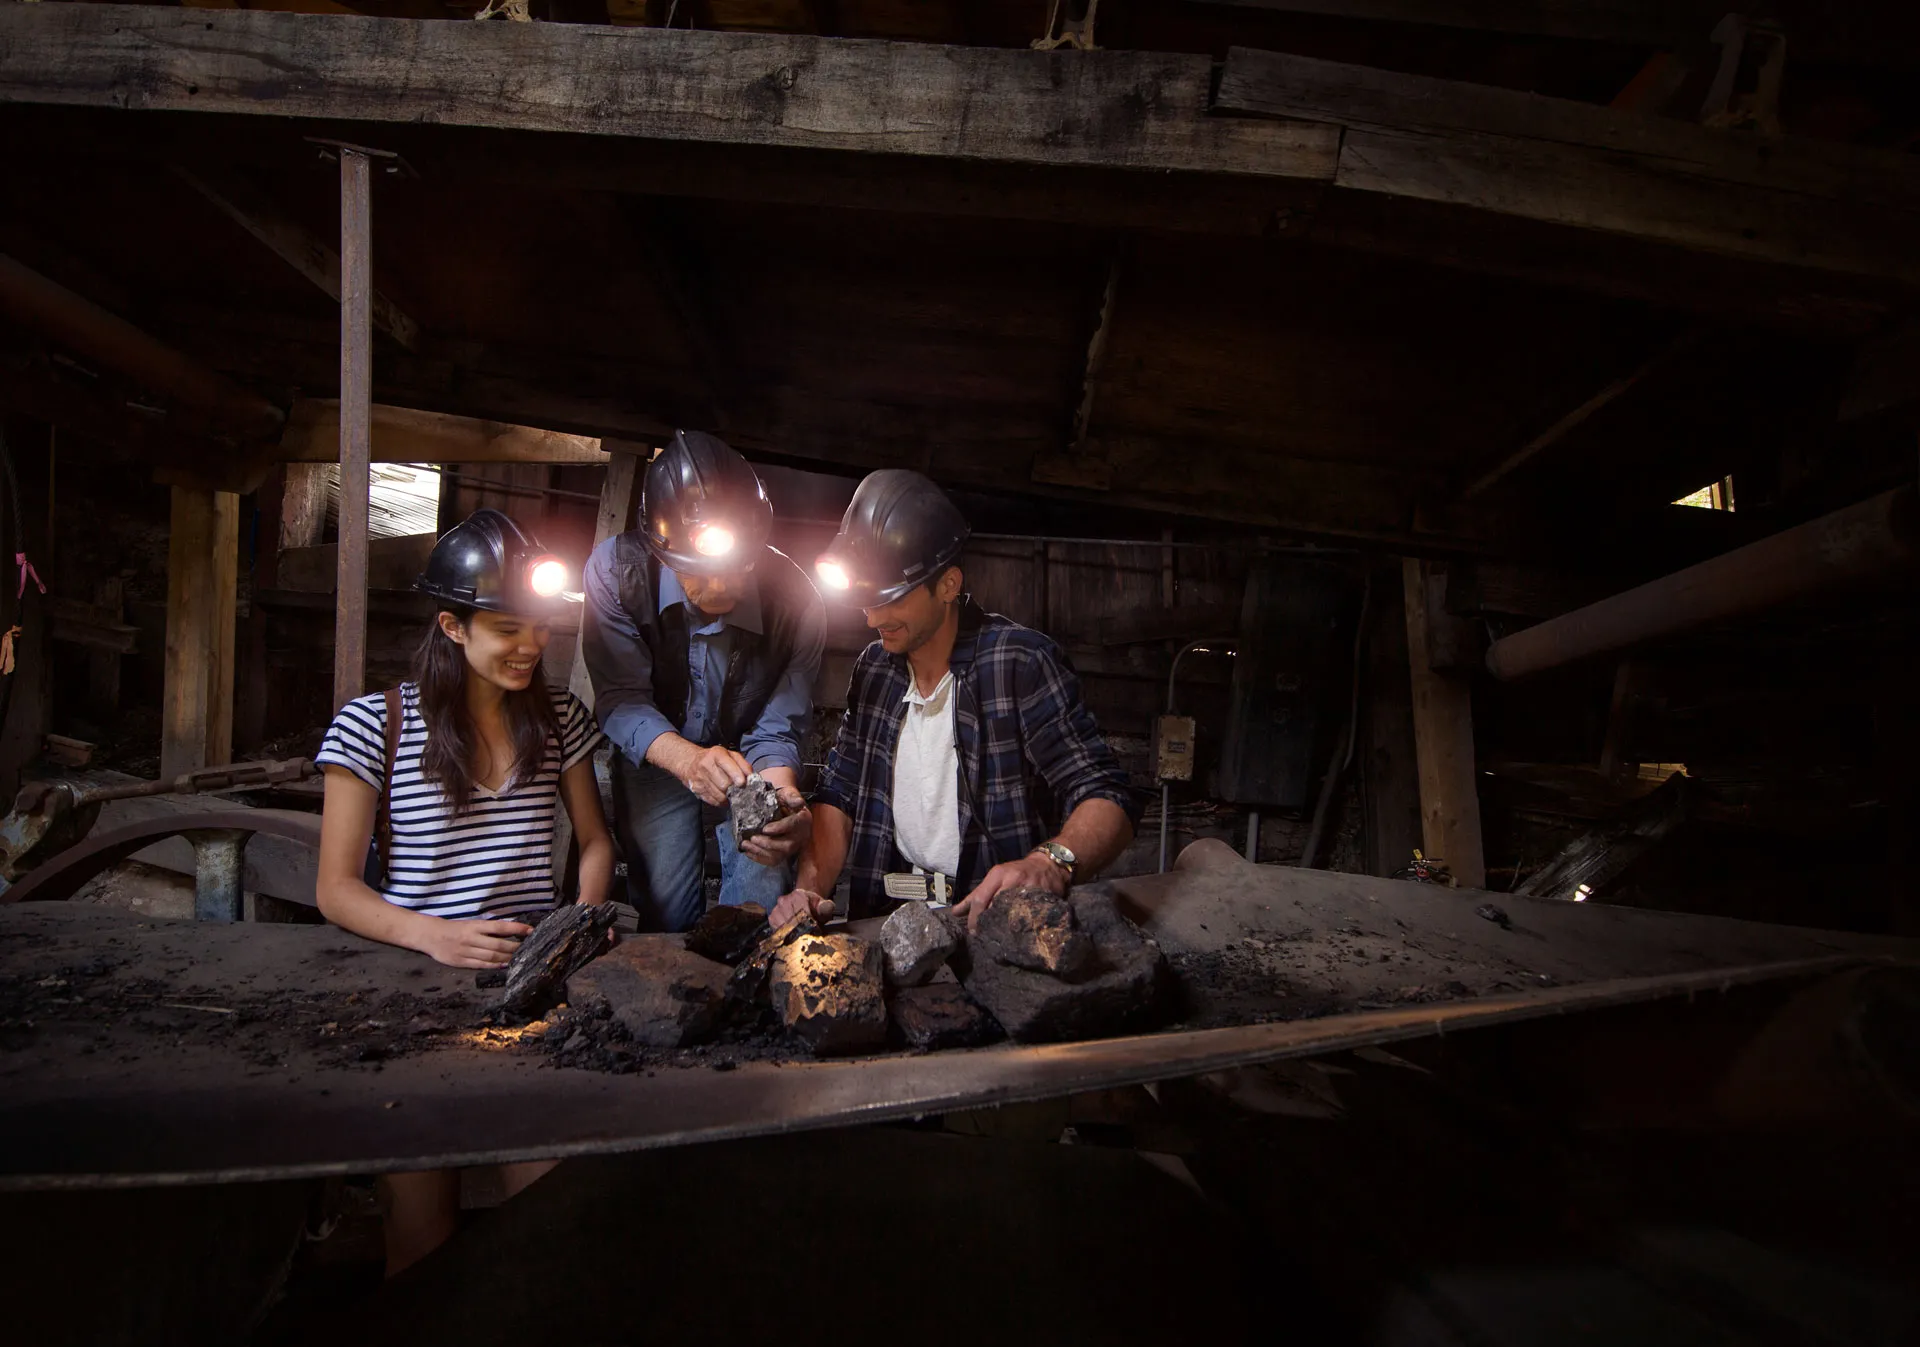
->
[768, 887, 836, 928]
[418, 917, 532, 969]
[678, 743, 753, 805]
[951, 852, 1068, 934]
[740, 787, 812, 867]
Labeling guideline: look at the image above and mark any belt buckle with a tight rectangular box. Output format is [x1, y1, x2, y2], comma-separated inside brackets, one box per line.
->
[883, 871, 951, 906]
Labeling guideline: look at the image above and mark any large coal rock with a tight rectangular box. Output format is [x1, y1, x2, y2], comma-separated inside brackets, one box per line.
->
[958, 891, 1166, 1044]
[724, 909, 818, 1012]
[878, 901, 959, 987]
[567, 936, 730, 1048]
[888, 978, 1002, 1051]
[769, 933, 888, 1056]
[970, 888, 1093, 979]
[490, 902, 618, 1019]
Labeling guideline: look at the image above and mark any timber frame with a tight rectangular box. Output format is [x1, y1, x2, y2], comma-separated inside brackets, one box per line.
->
[1, 1, 1916, 880]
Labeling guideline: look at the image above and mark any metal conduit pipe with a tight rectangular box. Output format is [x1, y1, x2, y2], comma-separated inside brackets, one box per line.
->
[1159, 635, 1235, 873]
[1486, 485, 1917, 681]
[0, 253, 284, 440]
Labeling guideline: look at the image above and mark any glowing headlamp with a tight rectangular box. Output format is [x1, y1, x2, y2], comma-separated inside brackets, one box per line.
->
[527, 555, 570, 599]
[691, 523, 737, 559]
[816, 560, 851, 592]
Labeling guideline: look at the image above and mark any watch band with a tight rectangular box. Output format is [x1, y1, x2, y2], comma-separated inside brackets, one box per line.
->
[1032, 841, 1076, 881]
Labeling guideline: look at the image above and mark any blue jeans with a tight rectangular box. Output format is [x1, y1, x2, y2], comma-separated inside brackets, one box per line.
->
[609, 753, 790, 933]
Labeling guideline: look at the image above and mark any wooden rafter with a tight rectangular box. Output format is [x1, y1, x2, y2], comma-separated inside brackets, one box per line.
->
[1, 9, 1913, 286]
[1214, 47, 1920, 286]
[173, 165, 420, 351]
[278, 400, 612, 465]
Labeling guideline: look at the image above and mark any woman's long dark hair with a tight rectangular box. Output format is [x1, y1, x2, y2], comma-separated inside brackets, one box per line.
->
[413, 606, 561, 814]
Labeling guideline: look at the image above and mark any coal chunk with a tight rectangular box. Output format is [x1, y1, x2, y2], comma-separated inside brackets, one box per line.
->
[971, 888, 1093, 979]
[685, 904, 769, 965]
[889, 981, 1001, 1051]
[490, 902, 617, 1019]
[878, 901, 959, 987]
[567, 936, 730, 1048]
[959, 891, 1166, 1044]
[724, 909, 818, 1011]
[727, 774, 790, 848]
[769, 933, 888, 1055]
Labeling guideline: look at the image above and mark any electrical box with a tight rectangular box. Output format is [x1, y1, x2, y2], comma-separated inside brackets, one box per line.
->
[1154, 715, 1196, 782]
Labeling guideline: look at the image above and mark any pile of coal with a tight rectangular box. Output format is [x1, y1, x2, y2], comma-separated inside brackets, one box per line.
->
[529, 885, 1165, 1066]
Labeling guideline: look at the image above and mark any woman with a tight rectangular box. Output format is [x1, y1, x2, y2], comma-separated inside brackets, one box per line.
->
[314, 508, 615, 1274]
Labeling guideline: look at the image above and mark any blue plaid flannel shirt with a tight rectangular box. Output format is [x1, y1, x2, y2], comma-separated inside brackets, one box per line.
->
[813, 601, 1140, 914]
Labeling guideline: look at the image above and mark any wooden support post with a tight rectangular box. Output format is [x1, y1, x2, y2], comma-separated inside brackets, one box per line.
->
[552, 442, 644, 892]
[565, 443, 643, 709]
[162, 486, 239, 776]
[1401, 557, 1485, 888]
[333, 147, 372, 712]
[280, 461, 331, 551]
[1362, 561, 1421, 877]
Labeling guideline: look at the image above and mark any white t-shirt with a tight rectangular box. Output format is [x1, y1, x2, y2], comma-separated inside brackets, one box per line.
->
[317, 682, 602, 923]
[891, 670, 962, 879]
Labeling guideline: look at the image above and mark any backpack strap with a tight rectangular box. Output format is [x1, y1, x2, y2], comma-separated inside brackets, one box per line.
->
[374, 686, 402, 878]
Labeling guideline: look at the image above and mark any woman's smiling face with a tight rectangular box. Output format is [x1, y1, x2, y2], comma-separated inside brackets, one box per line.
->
[440, 609, 552, 693]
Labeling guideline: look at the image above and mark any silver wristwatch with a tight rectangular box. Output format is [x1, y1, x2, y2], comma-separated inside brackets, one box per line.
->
[1031, 840, 1077, 882]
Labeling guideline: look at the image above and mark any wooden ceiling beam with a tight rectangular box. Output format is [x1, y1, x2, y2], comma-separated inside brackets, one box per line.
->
[1214, 47, 1920, 287]
[2, 9, 1911, 289]
[0, 7, 1335, 179]
[1194, 1, 1920, 68]
[172, 164, 420, 352]
[276, 399, 613, 464]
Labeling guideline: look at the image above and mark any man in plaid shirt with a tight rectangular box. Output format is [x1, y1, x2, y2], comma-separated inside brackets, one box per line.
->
[771, 471, 1138, 927]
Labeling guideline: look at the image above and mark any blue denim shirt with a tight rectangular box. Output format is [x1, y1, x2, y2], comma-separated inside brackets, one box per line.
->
[581, 541, 823, 775]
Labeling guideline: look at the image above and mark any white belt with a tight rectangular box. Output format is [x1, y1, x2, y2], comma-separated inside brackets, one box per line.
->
[883, 867, 952, 906]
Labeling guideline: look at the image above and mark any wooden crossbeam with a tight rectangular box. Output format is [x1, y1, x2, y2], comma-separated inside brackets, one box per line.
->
[0, 7, 1334, 179]
[279, 400, 610, 464]
[1197, 1, 1920, 68]
[173, 165, 420, 351]
[1214, 47, 1920, 286]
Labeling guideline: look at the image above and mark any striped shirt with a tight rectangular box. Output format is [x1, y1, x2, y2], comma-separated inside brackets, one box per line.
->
[317, 683, 603, 922]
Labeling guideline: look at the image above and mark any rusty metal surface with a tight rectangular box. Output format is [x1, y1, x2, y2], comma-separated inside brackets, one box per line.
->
[2, 885, 1915, 1191]
[1486, 485, 1916, 680]
[0, 809, 323, 905]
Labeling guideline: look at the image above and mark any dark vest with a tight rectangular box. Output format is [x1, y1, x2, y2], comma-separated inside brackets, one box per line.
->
[609, 536, 820, 752]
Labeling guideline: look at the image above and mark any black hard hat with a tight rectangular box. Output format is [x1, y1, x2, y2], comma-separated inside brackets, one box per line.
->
[415, 509, 575, 614]
[815, 470, 971, 607]
[640, 430, 774, 575]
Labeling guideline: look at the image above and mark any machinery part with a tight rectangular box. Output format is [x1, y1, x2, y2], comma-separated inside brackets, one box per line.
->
[0, 808, 323, 905]
[1486, 485, 1917, 680]
[186, 828, 251, 923]
[0, 757, 316, 881]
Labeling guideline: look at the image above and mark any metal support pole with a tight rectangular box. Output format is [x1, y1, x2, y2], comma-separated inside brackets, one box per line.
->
[1244, 809, 1260, 863]
[334, 149, 373, 711]
[186, 828, 250, 922]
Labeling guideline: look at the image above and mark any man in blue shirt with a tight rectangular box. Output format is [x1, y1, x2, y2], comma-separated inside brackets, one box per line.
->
[582, 432, 825, 932]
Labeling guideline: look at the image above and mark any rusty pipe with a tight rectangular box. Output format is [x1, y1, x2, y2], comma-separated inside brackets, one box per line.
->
[0, 253, 283, 440]
[1487, 486, 1917, 681]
